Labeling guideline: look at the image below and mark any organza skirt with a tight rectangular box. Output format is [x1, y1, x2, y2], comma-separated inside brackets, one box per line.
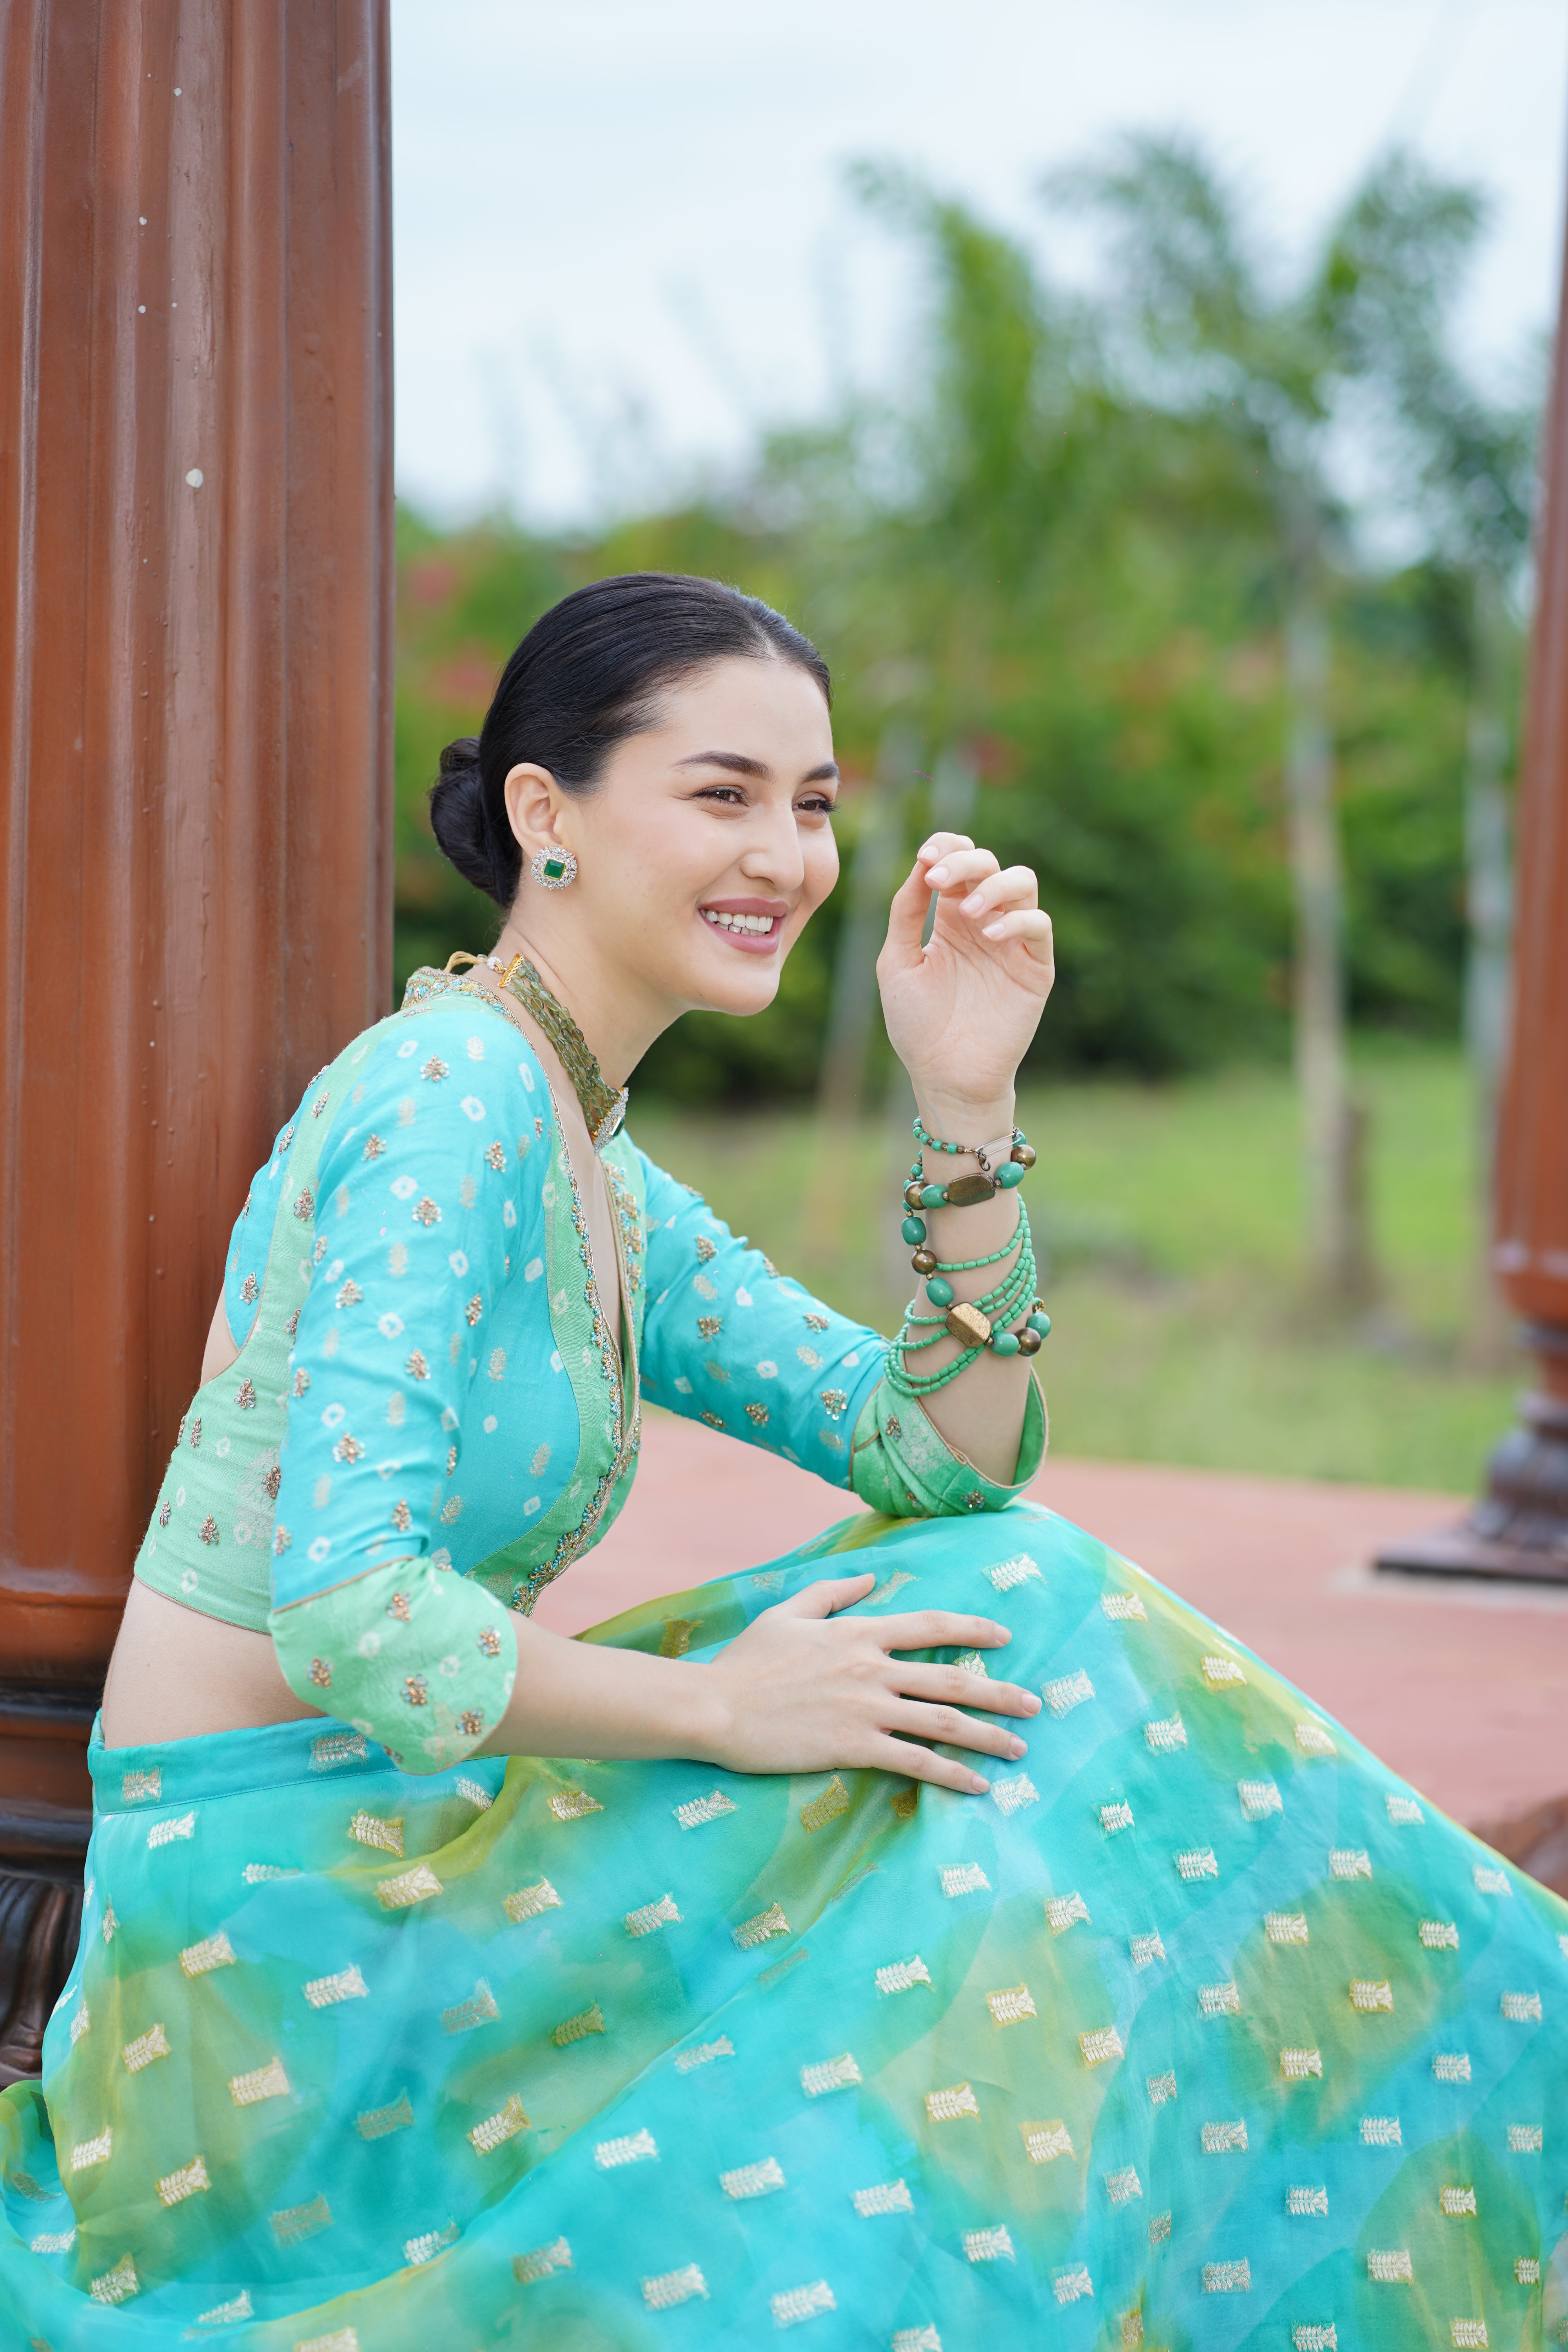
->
[2, 1501, 1564, 2349]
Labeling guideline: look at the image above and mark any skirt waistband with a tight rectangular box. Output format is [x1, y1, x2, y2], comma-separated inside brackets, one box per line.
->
[87, 1712, 430, 1812]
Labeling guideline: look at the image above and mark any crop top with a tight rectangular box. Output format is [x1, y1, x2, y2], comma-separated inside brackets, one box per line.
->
[132, 967, 1046, 1772]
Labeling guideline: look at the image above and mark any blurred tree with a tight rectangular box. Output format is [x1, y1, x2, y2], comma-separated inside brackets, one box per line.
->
[1054, 139, 1493, 1309]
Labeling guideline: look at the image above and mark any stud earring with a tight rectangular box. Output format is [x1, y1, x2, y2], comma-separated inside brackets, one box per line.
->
[530, 846, 578, 890]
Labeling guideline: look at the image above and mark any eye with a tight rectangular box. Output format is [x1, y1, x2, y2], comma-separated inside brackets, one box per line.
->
[797, 794, 836, 818]
[693, 784, 747, 807]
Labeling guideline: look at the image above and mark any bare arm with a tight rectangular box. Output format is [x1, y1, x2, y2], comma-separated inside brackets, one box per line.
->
[482, 1572, 1041, 1797]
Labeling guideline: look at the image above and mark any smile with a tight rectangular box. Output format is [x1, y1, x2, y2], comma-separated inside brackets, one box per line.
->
[699, 902, 786, 955]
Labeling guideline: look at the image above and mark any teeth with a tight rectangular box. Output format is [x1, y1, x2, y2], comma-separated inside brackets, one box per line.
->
[702, 910, 775, 935]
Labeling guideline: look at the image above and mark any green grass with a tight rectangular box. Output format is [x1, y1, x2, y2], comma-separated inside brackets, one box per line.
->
[627, 1042, 1520, 1493]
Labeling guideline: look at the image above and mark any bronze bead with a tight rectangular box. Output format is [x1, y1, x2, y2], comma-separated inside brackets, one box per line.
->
[911, 1248, 938, 1276]
[1013, 1142, 1036, 1169]
[1017, 1326, 1043, 1355]
[903, 1181, 926, 1211]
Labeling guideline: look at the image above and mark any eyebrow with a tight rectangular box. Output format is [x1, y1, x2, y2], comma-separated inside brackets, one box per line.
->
[676, 749, 840, 784]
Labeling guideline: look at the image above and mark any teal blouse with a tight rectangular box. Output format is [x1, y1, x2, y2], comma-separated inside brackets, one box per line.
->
[133, 969, 1045, 1773]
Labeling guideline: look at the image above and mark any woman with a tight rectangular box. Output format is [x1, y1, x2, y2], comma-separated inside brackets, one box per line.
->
[2, 574, 1563, 2350]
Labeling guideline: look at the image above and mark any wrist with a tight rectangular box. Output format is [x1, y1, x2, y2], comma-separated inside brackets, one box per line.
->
[679, 1657, 739, 1770]
[913, 1094, 1016, 1152]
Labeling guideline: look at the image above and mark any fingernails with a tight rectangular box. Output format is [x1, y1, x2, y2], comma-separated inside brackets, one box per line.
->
[926, 863, 950, 884]
[982, 921, 1006, 938]
[1008, 1737, 1027, 1758]
[968, 1774, 989, 1795]
[961, 893, 984, 913]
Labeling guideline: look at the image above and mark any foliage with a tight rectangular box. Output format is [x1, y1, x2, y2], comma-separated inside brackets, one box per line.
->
[391, 143, 1535, 1097]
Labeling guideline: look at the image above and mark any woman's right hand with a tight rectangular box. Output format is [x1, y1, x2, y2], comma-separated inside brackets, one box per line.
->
[702, 1572, 1042, 1795]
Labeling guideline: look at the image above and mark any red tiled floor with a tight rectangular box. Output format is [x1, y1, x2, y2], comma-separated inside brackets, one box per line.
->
[534, 1410, 1568, 1833]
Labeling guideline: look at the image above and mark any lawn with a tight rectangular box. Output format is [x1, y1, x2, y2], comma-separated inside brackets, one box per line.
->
[626, 1043, 1519, 1493]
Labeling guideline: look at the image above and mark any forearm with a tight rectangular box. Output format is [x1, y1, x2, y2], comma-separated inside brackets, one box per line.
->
[479, 1613, 729, 1763]
[904, 1087, 1034, 1485]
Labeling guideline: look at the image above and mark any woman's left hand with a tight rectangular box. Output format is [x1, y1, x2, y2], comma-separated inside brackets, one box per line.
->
[877, 832, 1054, 1127]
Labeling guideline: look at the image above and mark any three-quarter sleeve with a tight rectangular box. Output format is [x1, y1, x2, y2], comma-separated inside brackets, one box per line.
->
[634, 1145, 1047, 1521]
[635, 1152, 884, 1485]
[267, 1002, 529, 1771]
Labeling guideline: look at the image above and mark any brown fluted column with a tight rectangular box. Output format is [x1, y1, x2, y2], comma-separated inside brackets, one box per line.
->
[1377, 164, 1568, 1587]
[0, 0, 393, 2081]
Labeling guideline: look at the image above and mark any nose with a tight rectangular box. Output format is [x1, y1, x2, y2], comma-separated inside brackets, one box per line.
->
[737, 801, 806, 894]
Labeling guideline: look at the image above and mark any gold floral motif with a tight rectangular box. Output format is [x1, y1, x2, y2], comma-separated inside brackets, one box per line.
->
[356, 2092, 414, 2139]
[804, 1311, 830, 1332]
[180, 1933, 235, 1977]
[505, 1878, 562, 1923]
[293, 1189, 315, 1221]
[551, 2004, 605, 2047]
[270, 2192, 332, 2247]
[348, 1810, 403, 1854]
[800, 1777, 851, 1833]
[189, 1417, 203, 1449]
[405, 1350, 429, 1380]
[292, 1368, 310, 1397]
[156, 2155, 210, 2207]
[262, 1463, 281, 1501]
[548, 1787, 603, 1821]
[332, 1433, 365, 1465]
[403, 1673, 429, 1706]
[819, 1387, 848, 1419]
[485, 1140, 506, 1172]
[412, 1197, 441, 1227]
[158, 1499, 172, 1526]
[229, 2057, 290, 2107]
[375, 1862, 442, 1910]
[512, 2236, 572, 2284]
[701, 1410, 724, 1430]
[477, 1626, 502, 1657]
[421, 1056, 449, 1082]
[240, 1274, 259, 1306]
[465, 1292, 484, 1326]
[123, 2024, 171, 2073]
[335, 1278, 363, 1308]
[744, 1401, 769, 1425]
[363, 1133, 386, 1160]
[697, 1314, 722, 1339]
[88, 2255, 138, 2306]
[694, 1236, 716, 1262]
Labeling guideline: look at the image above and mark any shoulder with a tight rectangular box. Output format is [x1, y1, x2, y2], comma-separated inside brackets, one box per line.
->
[327, 978, 554, 1142]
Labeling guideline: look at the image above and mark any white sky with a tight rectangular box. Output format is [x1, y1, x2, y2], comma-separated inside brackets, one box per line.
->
[390, 0, 1568, 529]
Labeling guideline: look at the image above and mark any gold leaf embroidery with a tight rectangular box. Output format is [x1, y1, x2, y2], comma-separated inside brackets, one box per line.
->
[987, 1985, 1036, 2026]
[356, 2091, 415, 2139]
[800, 1777, 851, 1833]
[303, 1966, 368, 2008]
[376, 1862, 442, 1910]
[733, 1901, 790, 1949]
[548, 1788, 603, 1822]
[122, 2024, 171, 2073]
[468, 2093, 529, 2153]
[348, 1811, 404, 1856]
[625, 1893, 681, 1938]
[551, 2003, 606, 2046]
[926, 2081, 979, 2121]
[156, 2156, 210, 2207]
[513, 2236, 572, 2285]
[269, 2191, 331, 2246]
[595, 2128, 658, 2169]
[180, 1933, 235, 1977]
[441, 1980, 500, 2034]
[88, 2254, 138, 2305]
[230, 2057, 290, 2106]
[504, 1879, 562, 1924]
[801, 2054, 862, 2096]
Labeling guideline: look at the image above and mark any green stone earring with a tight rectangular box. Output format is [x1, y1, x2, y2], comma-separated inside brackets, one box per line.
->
[531, 846, 578, 890]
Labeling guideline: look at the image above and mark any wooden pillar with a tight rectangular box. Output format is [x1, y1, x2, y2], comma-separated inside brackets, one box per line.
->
[0, 0, 393, 2081]
[1377, 158, 1568, 1585]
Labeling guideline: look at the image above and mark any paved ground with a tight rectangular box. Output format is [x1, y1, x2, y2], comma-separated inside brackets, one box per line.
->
[533, 1410, 1568, 1840]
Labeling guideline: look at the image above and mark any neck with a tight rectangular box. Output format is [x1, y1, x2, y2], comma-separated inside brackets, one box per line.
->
[486, 915, 667, 1091]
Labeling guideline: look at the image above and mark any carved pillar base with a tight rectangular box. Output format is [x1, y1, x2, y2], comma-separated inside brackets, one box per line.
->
[1376, 1328, 1568, 1583]
[0, 1681, 94, 2083]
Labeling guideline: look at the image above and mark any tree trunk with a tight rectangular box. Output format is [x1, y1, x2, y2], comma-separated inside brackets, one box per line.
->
[1283, 577, 1375, 1309]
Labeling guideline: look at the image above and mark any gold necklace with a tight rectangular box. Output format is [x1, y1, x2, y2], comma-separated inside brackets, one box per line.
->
[450, 950, 628, 1149]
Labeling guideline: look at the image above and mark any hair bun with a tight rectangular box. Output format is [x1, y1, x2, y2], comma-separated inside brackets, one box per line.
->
[428, 736, 508, 904]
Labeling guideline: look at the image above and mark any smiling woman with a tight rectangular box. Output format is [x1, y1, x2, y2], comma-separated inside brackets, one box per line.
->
[4, 575, 1563, 2349]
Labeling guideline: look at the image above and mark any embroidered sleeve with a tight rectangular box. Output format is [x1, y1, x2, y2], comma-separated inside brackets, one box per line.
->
[268, 998, 536, 1770]
[849, 1376, 1047, 1518]
[634, 1150, 884, 1485]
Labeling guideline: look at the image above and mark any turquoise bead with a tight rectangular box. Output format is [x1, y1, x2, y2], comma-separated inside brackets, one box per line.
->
[925, 1276, 955, 1308]
[1028, 1311, 1051, 1338]
[991, 1328, 1021, 1357]
[901, 1216, 927, 1246]
[995, 1160, 1025, 1188]
[920, 1184, 946, 1210]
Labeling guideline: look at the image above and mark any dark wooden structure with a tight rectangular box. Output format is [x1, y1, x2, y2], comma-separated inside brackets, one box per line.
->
[0, 0, 393, 2084]
[1377, 174, 1568, 1586]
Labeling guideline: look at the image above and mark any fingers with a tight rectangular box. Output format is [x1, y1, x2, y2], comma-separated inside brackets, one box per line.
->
[778, 1573, 875, 1620]
[896, 1661, 1042, 1719]
[921, 845, 999, 895]
[878, 1610, 1015, 1655]
[884, 1699, 1030, 1760]
[869, 1739, 991, 1798]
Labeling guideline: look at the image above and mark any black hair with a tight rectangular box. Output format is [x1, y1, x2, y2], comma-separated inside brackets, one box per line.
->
[428, 572, 832, 906]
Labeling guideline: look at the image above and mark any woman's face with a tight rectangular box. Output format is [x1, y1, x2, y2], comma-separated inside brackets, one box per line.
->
[506, 654, 840, 1023]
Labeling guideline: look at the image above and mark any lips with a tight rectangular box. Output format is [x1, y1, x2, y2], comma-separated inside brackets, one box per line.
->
[699, 898, 788, 955]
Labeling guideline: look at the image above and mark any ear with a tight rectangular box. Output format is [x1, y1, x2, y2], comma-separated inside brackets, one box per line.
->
[503, 762, 574, 860]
